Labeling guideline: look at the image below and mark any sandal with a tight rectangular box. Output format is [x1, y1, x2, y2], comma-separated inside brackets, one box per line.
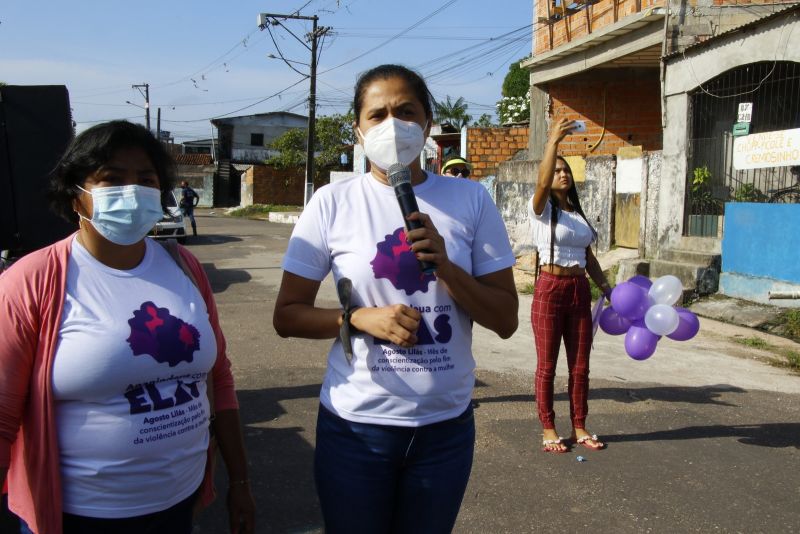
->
[575, 434, 605, 450]
[542, 437, 568, 453]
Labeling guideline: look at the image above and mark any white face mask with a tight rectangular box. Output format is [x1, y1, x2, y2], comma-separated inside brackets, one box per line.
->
[76, 184, 164, 246]
[358, 117, 427, 171]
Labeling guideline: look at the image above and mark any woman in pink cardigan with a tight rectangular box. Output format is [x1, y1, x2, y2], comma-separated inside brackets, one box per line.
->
[0, 121, 255, 534]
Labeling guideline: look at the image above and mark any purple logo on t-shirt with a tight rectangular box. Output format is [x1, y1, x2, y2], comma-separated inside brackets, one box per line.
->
[370, 227, 435, 295]
[126, 302, 200, 367]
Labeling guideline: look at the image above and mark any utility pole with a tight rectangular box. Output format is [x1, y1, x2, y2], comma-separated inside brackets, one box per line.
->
[258, 12, 329, 206]
[306, 15, 318, 207]
[156, 107, 161, 141]
[132, 83, 150, 132]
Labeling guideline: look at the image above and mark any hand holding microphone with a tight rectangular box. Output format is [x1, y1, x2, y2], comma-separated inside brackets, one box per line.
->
[388, 163, 440, 275]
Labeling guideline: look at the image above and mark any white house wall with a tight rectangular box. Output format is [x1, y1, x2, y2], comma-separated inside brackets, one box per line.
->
[658, 13, 800, 251]
[224, 114, 308, 163]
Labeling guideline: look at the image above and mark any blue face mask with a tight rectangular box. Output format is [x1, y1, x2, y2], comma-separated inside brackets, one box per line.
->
[76, 184, 164, 245]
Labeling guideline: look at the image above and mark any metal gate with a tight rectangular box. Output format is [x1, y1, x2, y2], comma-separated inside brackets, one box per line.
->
[686, 61, 800, 237]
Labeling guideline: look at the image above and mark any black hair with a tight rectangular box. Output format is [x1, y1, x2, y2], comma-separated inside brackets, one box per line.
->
[536, 156, 597, 276]
[49, 120, 176, 223]
[353, 64, 433, 122]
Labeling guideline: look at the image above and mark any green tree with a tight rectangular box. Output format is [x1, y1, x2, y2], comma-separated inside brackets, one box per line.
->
[314, 112, 355, 168]
[434, 96, 472, 129]
[501, 56, 531, 98]
[472, 113, 495, 127]
[266, 112, 355, 175]
[266, 128, 306, 169]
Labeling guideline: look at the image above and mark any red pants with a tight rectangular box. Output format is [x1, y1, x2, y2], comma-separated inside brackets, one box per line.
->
[531, 272, 593, 430]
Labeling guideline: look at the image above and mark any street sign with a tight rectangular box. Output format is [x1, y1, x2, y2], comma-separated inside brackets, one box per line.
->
[737, 102, 753, 123]
[732, 122, 750, 137]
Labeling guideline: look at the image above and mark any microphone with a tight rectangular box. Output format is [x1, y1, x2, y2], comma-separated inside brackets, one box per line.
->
[387, 163, 437, 274]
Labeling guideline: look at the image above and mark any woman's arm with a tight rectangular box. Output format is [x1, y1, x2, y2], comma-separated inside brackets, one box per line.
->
[437, 265, 519, 339]
[213, 409, 255, 534]
[585, 247, 612, 300]
[179, 247, 255, 532]
[0, 265, 38, 491]
[273, 272, 423, 348]
[532, 117, 575, 216]
[405, 212, 519, 339]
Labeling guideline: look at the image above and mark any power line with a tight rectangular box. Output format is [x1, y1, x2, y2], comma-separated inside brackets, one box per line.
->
[74, 115, 142, 124]
[153, 28, 261, 90]
[161, 77, 310, 123]
[318, 0, 461, 75]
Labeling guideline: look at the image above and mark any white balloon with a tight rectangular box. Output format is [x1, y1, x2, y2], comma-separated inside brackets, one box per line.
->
[644, 304, 680, 336]
[648, 275, 683, 306]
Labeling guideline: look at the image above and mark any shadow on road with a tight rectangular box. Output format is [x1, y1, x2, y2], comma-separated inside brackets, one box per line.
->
[475, 383, 746, 407]
[185, 234, 243, 246]
[197, 384, 324, 533]
[201, 263, 252, 293]
[605, 422, 800, 448]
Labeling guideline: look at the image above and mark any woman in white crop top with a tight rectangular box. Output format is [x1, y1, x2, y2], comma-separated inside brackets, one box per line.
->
[529, 117, 612, 454]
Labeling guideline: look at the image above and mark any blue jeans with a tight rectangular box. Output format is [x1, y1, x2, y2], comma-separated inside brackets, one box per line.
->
[314, 403, 475, 534]
[19, 487, 196, 534]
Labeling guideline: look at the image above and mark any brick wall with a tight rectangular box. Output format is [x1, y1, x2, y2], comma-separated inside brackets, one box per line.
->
[535, 0, 796, 55]
[535, 0, 660, 54]
[466, 126, 530, 179]
[547, 69, 662, 156]
[245, 165, 313, 206]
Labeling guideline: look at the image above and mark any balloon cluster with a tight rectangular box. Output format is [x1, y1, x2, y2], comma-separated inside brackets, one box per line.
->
[598, 275, 700, 361]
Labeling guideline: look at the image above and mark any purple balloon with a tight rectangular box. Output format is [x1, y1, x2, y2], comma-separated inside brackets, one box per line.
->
[667, 308, 700, 341]
[629, 275, 653, 290]
[599, 306, 632, 335]
[625, 322, 660, 360]
[610, 282, 650, 322]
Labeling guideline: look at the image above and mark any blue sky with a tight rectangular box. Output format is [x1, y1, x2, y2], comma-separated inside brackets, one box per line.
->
[1, 0, 532, 142]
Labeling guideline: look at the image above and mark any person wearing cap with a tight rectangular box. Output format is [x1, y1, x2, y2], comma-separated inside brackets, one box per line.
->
[441, 155, 472, 179]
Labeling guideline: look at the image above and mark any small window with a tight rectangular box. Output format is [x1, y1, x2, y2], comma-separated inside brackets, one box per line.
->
[250, 133, 264, 146]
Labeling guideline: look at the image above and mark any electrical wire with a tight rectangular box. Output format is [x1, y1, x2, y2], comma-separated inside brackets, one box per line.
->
[74, 115, 142, 124]
[154, 28, 261, 90]
[318, 0, 461, 75]
[266, 23, 309, 77]
[161, 77, 309, 123]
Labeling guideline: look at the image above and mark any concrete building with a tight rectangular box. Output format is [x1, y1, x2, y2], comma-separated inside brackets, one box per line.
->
[209, 111, 308, 206]
[505, 0, 800, 305]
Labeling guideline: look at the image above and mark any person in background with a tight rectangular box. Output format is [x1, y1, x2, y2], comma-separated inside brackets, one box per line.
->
[441, 155, 472, 179]
[180, 180, 200, 237]
[0, 121, 255, 534]
[528, 117, 612, 454]
[273, 64, 518, 533]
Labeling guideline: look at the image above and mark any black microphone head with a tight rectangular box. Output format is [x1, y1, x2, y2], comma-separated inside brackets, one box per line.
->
[387, 163, 411, 188]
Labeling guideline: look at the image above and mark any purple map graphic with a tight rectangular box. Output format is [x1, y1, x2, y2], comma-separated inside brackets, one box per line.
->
[126, 301, 200, 367]
[371, 227, 435, 295]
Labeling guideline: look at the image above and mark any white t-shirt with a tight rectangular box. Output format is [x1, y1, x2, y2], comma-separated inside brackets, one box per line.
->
[52, 237, 217, 518]
[528, 197, 595, 267]
[282, 172, 515, 427]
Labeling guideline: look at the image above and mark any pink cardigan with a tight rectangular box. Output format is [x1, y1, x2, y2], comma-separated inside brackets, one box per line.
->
[0, 235, 239, 534]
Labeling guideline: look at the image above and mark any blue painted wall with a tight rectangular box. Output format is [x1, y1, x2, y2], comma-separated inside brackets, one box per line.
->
[722, 203, 800, 283]
[720, 203, 800, 306]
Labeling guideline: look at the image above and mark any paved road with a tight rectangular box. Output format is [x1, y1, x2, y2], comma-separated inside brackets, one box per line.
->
[191, 212, 800, 534]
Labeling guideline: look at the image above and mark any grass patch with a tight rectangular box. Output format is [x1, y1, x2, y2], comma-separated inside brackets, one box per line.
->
[519, 283, 535, 295]
[776, 309, 800, 340]
[734, 336, 772, 349]
[732, 335, 800, 373]
[784, 350, 800, 371]
[227, 204, 300, 218]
